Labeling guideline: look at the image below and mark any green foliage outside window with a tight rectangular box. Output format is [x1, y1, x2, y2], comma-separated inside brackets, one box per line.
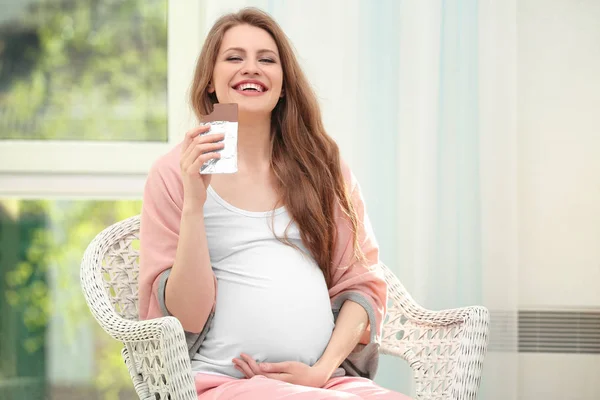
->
[0, 0, 168, 398]
[0, 0, 167, 141]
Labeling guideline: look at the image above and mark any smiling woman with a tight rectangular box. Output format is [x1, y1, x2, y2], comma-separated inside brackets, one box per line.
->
[204, 25, 284, 120]
[138, 7, 411, 400]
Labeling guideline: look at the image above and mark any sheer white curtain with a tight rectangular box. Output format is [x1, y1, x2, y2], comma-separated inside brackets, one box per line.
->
[196, 1, 519, 398]
[477, 1, 519, 399]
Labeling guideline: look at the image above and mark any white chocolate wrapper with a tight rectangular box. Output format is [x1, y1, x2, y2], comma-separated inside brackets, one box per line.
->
[199, 121, 238, 174]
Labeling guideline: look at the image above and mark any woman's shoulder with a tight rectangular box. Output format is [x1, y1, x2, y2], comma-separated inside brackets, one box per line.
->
[147, 142, 184, 184]
[338, 156, 358, 193]
[143, 142, 185, 204]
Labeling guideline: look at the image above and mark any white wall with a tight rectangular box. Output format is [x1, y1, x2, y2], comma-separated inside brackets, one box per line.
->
[518, 0, 600, 310]
[518, 1, 600, 399]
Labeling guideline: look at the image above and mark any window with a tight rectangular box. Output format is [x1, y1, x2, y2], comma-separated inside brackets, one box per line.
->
[0, 0, 203, 180]
[0, 0, 204, 398]
[0, 198, 141, 399]
[0, 1, 168, 143]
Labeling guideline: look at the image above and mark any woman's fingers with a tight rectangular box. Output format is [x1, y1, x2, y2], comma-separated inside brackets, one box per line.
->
[181, 132, 225, 163]
[240, 354, 263, 376]
[183, 141, 224, 167]
[180, 135, 226, 175]
[189, 151, 221, 175]
[182, 125, 211, 151]
[233, 358, 255, 379]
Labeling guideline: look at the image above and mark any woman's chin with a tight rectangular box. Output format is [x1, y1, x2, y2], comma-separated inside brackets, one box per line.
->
[237, 105, 277, 119]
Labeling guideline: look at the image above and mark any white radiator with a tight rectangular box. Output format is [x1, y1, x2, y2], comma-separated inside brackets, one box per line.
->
[517, 310, 600, 400]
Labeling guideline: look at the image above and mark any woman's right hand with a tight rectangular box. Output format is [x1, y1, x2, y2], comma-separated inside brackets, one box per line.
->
[180, 125, 225, 209]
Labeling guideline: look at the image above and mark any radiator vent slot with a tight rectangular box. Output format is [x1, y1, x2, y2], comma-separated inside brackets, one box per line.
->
[518, 310, 600, 354]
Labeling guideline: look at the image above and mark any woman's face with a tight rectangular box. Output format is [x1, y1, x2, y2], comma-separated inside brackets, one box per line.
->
[210, 24, 284, 117]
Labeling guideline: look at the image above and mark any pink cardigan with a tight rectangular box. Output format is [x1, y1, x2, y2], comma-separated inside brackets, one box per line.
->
[138, 143, 388, 378]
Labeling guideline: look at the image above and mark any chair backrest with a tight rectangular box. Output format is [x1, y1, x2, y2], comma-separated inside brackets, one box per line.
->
[81, 215, 142, 323]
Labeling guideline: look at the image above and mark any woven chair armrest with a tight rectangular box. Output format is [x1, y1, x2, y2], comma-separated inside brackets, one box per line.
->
[379, 262, 489, 327]
[402, 304, 488, 327]
[100, 314, 185, 344]
[382, 303, 489, 357]
[117, 316, 197, 400]
[382, 302, 489, 400]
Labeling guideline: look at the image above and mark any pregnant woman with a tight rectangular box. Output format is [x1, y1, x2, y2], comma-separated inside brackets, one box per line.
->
[139, 7, 411, 400]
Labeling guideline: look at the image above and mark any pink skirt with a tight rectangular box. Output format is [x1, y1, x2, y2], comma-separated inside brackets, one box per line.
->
[195, 372, 412, 400]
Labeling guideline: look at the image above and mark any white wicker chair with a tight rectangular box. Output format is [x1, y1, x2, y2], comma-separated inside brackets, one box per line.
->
[80, 215, 490, 400]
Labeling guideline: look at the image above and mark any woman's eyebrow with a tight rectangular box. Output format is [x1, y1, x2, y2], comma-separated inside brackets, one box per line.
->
[223, 47, 279, 56]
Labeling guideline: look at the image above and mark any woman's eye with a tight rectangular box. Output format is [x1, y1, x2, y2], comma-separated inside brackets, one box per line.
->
[226, 56, 275, 63]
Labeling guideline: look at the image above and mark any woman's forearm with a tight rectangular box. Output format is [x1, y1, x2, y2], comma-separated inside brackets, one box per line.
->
[314, 300, 369, 378]
[165, 207, 215, 333]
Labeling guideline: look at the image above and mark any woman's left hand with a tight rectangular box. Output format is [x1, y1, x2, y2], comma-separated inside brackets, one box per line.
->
[233, 353, 330, 388]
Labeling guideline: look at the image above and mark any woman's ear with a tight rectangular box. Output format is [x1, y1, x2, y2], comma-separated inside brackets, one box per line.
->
[280, 86, 285, 98]
[208, 81, 215, 94]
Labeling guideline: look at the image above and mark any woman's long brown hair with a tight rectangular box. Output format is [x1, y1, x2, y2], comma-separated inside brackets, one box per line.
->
[190, 8, 363, 286]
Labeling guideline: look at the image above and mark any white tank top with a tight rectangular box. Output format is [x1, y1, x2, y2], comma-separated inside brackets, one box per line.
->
[190, 186, 335, 378]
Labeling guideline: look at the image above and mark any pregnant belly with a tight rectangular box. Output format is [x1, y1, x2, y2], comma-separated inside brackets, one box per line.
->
[193, 259, 335, 377]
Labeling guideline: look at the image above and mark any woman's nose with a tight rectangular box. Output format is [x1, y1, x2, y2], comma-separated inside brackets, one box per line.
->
[241, 60, 260, 75]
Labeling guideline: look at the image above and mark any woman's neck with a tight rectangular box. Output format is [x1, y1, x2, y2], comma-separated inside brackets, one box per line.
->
[236, 113, 272, 171]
